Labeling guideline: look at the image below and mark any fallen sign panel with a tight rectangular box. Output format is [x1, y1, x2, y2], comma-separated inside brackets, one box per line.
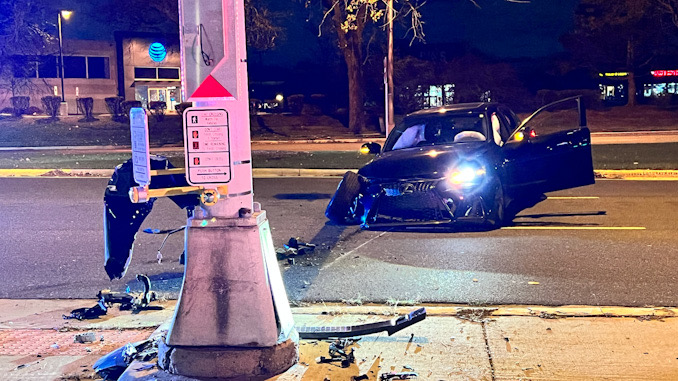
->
[297, 308, 426, 339]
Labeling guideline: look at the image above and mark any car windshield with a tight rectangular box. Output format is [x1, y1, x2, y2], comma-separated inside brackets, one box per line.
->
[384, 112, 489, 151]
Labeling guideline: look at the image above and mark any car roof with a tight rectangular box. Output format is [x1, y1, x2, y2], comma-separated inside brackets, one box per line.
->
[407, 102, 499, 117]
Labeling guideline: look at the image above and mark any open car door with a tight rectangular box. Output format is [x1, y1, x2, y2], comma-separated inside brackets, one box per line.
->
[504, 96, 594, 193]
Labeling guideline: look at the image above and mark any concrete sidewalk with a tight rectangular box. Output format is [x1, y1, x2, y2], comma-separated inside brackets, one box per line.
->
[1, 299, 677, 380]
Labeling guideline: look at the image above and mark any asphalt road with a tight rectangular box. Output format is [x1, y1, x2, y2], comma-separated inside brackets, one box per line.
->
[1, 177, 677, 307]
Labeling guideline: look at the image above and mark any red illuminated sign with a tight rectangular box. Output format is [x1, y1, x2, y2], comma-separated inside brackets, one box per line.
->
[651, 70, 678, 77]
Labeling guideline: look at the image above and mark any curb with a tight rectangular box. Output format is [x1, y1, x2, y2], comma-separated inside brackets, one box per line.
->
[290, 304, 678, 318]
[1, 299, 676, 321]
[595, 169, 678, 180]
[2, 168, 678, 179]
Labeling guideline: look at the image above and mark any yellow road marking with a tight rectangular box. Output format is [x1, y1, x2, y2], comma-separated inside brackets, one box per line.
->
[547, 196, 599, 200]
[502, 226, 645, 230]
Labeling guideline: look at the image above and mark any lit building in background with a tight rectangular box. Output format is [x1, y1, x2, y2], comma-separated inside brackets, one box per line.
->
[598, 69, 678, 106]
[0, 33, 183, 114]
[116, 33, 183, 111]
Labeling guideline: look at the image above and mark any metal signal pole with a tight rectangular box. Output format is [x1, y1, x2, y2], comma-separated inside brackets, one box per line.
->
[385, 0, 395, 136]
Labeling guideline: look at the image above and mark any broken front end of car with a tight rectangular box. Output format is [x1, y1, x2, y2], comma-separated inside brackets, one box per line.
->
[358, 166, 502, 229]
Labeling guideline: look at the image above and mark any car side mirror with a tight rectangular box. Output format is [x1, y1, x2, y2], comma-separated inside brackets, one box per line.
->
[360, 142, 381, 155]
[510, 126, 536, 143]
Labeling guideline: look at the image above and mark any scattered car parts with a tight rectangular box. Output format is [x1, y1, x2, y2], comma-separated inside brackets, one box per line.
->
[379, 371, 418, 380]
[298, 308, 426, 339]
[277, 237, 317, 260]
[63, 274, 159, 320]
[93, 338, 157, 380]
[316, 338, 358, 368]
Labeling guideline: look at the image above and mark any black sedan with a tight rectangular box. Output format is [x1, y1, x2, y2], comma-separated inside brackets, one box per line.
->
[325, 96, 594, 229]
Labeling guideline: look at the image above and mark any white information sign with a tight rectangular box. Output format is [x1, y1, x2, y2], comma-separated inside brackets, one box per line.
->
[183, 107, 231, 186]
[130, 107, 151, 186]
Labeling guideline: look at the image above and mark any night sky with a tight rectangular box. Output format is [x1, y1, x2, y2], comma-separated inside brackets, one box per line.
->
[419, 0, 579, 58]
[51, 0, 580, 66]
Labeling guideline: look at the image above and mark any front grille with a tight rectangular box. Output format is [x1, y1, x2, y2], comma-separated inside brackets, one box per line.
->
[376, 188, 451, 222]
[381, 180, 437, 197]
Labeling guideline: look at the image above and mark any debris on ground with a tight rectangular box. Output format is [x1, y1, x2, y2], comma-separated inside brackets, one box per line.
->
[379, 371, 419, 380]
[63, 274, 160, 320]
[277, 237, 317, 260]
[63, 300, 108, 320]
[74, 332, 97, 344]
[93, 338, 157, 380]
[316, 338, 358, 368]
[298, 308, 426, 339]
[455, 308, 497, 323]
[142, 226, 186, 265]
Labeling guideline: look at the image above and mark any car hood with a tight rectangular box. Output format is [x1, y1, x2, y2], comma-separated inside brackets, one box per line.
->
[358, 143, 494, 181]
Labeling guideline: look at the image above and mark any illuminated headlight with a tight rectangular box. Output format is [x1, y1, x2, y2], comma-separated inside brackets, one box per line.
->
[446, 163, 486, 188]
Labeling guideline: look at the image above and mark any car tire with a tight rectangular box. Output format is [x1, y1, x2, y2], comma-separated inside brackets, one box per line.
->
[326, 171, 363, 224]
[485, 179, 506, 228]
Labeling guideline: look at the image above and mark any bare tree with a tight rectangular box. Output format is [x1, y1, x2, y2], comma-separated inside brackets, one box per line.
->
[307, 0, 425, 133]
[0, 0, 54, 101]
[98, 0, 281, 50]
[565, 0, 669, 107]
[655, 0, 678, 27]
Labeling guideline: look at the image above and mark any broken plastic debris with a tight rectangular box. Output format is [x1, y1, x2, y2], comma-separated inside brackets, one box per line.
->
[298, 308, 426, 339]
[528, 281, 540, 285]
[50, 343, 60, 349]
[278, 237, 317, 259]
[63, 301, 107, 320]
[472, 278, 478, 282]
[64, 275, 158, 321]
[380, 372, 419, 380]
[74, 332, 96, 344]
[94, 339, 157, 379]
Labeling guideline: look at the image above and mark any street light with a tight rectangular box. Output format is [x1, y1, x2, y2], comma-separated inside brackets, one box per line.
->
[58, 10, 72, 104]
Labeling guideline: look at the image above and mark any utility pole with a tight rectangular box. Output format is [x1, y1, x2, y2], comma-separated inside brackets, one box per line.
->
[385, 0, 395, 136]
[157, 0, 298, 378]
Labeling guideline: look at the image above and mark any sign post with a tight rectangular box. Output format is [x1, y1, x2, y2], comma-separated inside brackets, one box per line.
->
[129, 107, 150, 186]
[158, 0, 298, 378]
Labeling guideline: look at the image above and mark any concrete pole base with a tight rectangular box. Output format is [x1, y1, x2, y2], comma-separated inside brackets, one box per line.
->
[158, 334, 299, 379]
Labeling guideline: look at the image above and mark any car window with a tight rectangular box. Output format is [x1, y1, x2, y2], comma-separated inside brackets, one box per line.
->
[392, 124, 426, 150]
[385, 113, 489, 151]
[520, 98, 582, 137]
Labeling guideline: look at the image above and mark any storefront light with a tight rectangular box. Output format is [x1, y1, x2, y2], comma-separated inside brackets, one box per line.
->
[149, 42, 167, 62]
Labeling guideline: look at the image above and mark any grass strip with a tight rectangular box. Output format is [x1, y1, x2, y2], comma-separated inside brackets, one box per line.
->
[0, 144, 677, 170]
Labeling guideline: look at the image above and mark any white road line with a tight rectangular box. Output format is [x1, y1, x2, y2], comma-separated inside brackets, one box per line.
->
[321, 229, 391, 270]
[501, 226, 646, 230]
[547, 196, 599, 200]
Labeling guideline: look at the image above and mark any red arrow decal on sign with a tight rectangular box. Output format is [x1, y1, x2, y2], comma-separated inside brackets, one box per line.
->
[190, 75, 233, 98]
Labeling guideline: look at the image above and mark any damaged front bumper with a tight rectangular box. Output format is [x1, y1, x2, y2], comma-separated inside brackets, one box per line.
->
[360, 177, 494, 229]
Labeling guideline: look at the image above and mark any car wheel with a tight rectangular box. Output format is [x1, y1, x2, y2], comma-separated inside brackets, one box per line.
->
[326, 171, 363, 224]
[485, 179, 506, 228]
